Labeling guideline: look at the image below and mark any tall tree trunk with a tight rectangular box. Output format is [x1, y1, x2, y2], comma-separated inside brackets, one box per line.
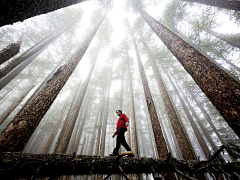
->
[126, 86, 131, 149]
[177, 81, 219, 152]
[95, 108, 103, 156]
[165, 71, 211, 158]
[52, 78, 83, 154]
[203, 28, 240, 49]
[138, 8, 240, 138]
[99, 61, 113, 156]
[0, 80, 22, 104]
[89, 109, 101, 155]
[180, 0, 240, 11]
[0, 85, 34, 125]
[188, 89, 226, 145]
[54, 44, 101, 154]
[0, 0, 87, 27]
[94, 83, 108, 156]
[141, 37, 196, 160]
[41, 101, 68, 154]
[188, 89, 235, 162]
[120, 63, 124, 110]
[127, 23, 168, 159]
[0, 34, 51, 80]
[0, 16, 105, 152]
[0, 41, 22, 65]
[175, 30, 240, 84]
[126, 52, 139, 158]
[80, 137, 86, 155]
[68, 95, 92, 154]
[222, 57, 240, 72]
[0, 21, 77, 90]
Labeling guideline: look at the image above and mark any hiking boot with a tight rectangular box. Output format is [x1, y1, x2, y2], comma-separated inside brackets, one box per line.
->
[127, 153, 134, 157]
[109, 152, 119, 156]
[126, 152, 134, 157]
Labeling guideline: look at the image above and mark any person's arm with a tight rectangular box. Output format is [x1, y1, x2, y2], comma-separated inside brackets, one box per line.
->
[112, 131, 117, 138]
[122, 114, 129, 126]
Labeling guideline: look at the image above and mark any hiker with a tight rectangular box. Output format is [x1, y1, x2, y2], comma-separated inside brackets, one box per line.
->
[109, 110, 134, 157]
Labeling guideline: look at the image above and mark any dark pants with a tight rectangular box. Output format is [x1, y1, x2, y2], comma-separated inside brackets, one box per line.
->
[113, 127, 131, 153]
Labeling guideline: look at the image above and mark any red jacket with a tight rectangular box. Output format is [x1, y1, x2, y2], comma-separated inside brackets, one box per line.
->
[114, 113, 129, 135]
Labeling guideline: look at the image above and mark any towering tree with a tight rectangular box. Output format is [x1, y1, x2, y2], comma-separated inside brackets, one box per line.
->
[126, 52, 139, 158]
[0, 20, 78, 90]
[0, 0, 87, 27]
[50, 79, 83, 154]
[10, 50, 70, 126]
[188, 89, 226, 145]
[88, 109, 101, 156]
[180, 0, 240, 11]
[0, 15, 105, 152]
[70, 96, 92, 154]
[54, 44, 101, 154]
[165, 71, 211, 158]
[141, 37, 196, 160]
[138, 8, 240, 138]
[0, 41, 21, 65]
[203, 28, 240, 49]
[0, 34, 51, 80]
[0, 85, 34, 125]
[127, 22, 168, 159]
[80, 137, 87, 155]
[41, 97, 71, 154]
[99, 60, 113, 156]
[94, 80, 108, 156]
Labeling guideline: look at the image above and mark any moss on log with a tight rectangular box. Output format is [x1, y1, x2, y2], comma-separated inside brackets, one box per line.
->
[0, 151, 239, 179]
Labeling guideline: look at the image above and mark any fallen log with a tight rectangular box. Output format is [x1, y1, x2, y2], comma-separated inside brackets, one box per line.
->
[0, 151, 239, 179]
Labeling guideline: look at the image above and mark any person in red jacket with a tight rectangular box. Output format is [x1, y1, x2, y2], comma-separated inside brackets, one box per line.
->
[109, 110, 134, 157]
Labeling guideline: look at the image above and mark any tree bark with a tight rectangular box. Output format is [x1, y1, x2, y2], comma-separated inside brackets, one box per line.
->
[138, 8, 240, 138]
[177, 82, 219, 151]
[175, 30, 240, 84]
[0, 16, 105, 152]
[88, 110, 101, 156]
[141, 37, 196, 160]
[0, 85, 34, 125]
[80, 137, 87, 155]
[69, 95, 92, 154]
[0, 0, 87, 27]
[54, 44, 101, 154]
[188, 89, 226, 145]
[0, 80, 22, 103]
[95, 109, 103, 156]
[127, 22, 168, 159]
[180, 0, 240, 11]
[203, 28, 240, 49]
[0, 151, 238, 178]
[165, 71, 211, 158]
[0, 41, 21, 65]
[94, 84, 108, 156]
[0, 34, 51, 80]
[52, 79, 83, 154]
[41, 101, 69, 154]
[0, 20, 77, 90]
[127, 52, 139, 158]
[120, 63, 124, 110]
[99, 60, 113, 156]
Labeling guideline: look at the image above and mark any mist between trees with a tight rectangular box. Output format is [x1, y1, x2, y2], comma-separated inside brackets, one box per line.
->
[0, 0, 240, 179]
